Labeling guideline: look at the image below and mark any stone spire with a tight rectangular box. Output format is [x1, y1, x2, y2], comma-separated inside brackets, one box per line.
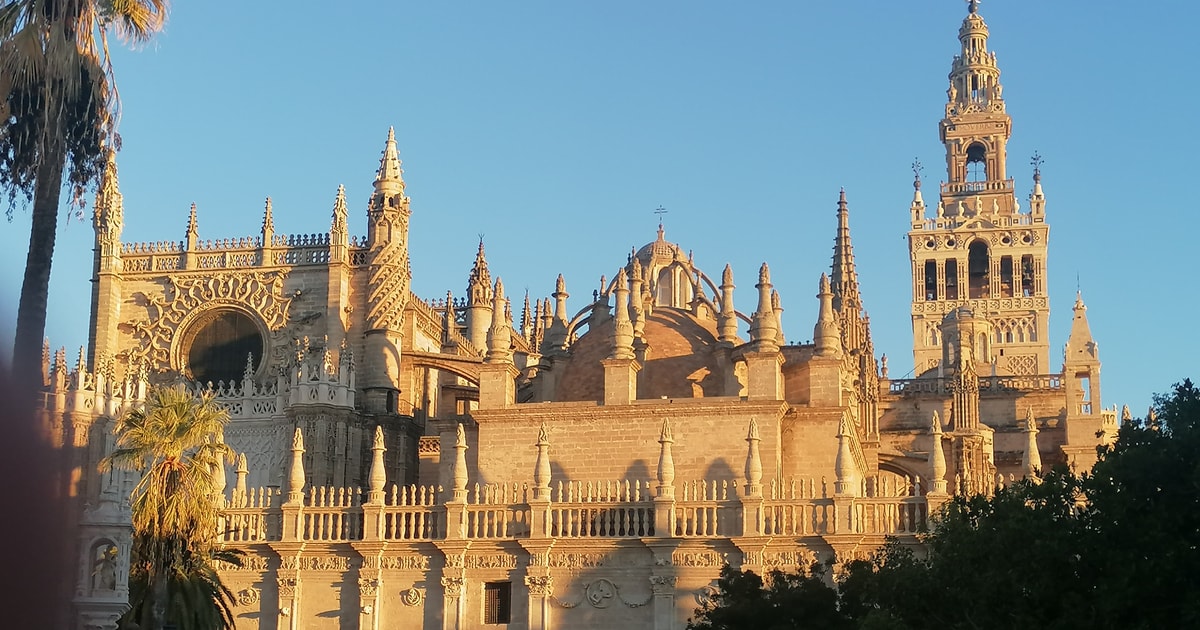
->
[813, 274, 841, 358]
[771, 289, 785, 347]
[611, 268, 635, 360]
[656, 420, 675, 498]
[542, 275, 570, 356]
[93, 149, 123, 241]
[520, 291, 533, 341]
[185, 202, 199, 250]
[286, 427, 306, 504]
[261, 196, 274, 243]
[485, 278, 512, 363]
[717, 264, 738, 345]
[465, 240, 495, 352]
[748, 263, 778, 352]
[533, 423, 551, 500]
[368, 426, 387, 503]
[1021, 408, 1041, 479]
[331, 185, 348, 235]
[928, 411, 947, 494]
[451, 423, 469, 502]
[744, 418, 762, 498]
[831, 188, 859, 314]
[373, 126, 405, 198]
[363, 128, 413, 409]
[629, 258, 646, 342]
[834, 413, 857, 496]
[467, 239, 493, 307]
[1064, 292, 1099, 365]
[233, 453, 248, 505]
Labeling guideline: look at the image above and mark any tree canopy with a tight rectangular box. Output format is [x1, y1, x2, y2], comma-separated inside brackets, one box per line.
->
[103, 385, 241, 630]
[689, 379, 1200, 630]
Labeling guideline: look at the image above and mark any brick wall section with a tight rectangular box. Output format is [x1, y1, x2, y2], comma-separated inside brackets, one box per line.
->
[471, 399, 787, 488]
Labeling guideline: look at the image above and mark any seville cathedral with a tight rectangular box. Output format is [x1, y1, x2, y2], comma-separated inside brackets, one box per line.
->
[47, 4, 1119, 630]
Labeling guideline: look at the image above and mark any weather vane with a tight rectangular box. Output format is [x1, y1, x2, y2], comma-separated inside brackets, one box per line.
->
[1030, 151, 1043, 180]
[912, 158, 924, 188]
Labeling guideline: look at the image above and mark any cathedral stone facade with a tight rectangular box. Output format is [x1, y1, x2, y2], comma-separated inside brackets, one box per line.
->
[48, 5, 1118, 630]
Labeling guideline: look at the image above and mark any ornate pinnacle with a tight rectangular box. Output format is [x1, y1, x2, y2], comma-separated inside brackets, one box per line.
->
[262, 197, 274, 233]
[186, 202, 198, 236]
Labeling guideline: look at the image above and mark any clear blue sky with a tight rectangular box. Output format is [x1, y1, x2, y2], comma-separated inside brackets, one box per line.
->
[1, 1, 1194, 415]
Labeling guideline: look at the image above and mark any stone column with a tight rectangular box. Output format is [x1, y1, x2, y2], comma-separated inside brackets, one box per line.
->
[650, 575, 678, 630]
[524, 574, 554, 630]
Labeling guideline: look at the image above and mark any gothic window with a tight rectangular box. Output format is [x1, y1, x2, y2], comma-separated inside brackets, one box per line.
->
[483, 581, 511, 624]
[968, 241, 989, 299]
[180, 309, 265, 385]
[945, 259, 959, 300]
[966, 143, 987, 181]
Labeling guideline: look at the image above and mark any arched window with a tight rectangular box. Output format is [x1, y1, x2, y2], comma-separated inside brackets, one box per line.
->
[968, 241, 989, 299]
[966, 143, 987, 182]
[180, 309, 265, 385]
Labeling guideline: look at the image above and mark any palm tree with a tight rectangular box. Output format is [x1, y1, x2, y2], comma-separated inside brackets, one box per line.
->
[0, 0, 168, 385]
[103, 385, 239, 630]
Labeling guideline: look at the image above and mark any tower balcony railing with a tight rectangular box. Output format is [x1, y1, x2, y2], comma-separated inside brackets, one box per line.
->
[888, 373, 1063, 395]
[941, 178, 1014, 195]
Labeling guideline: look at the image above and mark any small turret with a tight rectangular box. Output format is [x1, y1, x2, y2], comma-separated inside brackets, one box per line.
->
[717, 264, 738, 345]
[813, 274, 842, 358]
[748, 263, 778, 352]
[465, 240, 494, 353]
[485, 278, 513, 364]
[611, 268, 635, 360]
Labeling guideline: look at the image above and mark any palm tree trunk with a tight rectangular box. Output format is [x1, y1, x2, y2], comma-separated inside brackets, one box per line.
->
[13, 128, 66, 394]
[151, 567, 168, 630]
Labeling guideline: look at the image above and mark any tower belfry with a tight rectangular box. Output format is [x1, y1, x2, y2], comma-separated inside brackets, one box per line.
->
[909, 3, 1051, 377]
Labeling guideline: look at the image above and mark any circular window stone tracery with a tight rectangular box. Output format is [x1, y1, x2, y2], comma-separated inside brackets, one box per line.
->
[179, 308, 266, 385]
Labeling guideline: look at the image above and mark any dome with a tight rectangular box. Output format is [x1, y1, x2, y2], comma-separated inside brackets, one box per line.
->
[635, 223, 685, 269]
[554, 307, 724, 402]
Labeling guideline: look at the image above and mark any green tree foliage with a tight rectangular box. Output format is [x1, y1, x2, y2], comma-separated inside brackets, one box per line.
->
[0, 0, 167, 383]
[103, 385, 240, 630]
[689, 564, 852, 630]
[690, 380, 1200, 630]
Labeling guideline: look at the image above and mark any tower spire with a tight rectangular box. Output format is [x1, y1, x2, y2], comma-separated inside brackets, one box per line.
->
[374, 126, 404, 194]
[831, 188, 859, 313]
[468, 239, 493, 307]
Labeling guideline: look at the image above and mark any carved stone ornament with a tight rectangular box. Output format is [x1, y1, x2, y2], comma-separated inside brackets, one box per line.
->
[124, 270, 292, 373]
[552, 578, 653, 609]
[695, 584, 720, 608]
[649, 575, 677, 595]
[277, 576, 298, 598]
[465, 554, 518, 569]
[236, 586, 261, 607]
[440, 576, 465, 598]
[358, 577, 379, 597]
[401, 587, 424, 606]
[524, 575, 554, 598]
[584, 579, 616, 608]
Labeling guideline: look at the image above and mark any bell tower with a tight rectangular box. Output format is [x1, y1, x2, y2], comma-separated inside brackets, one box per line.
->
[909, 1, 1050, 378]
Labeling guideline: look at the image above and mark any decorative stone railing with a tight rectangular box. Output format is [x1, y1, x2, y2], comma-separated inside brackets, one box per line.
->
[940, 178, 1014, 195]
[889, 373, 1063, 395]
[118, 233, 368, 273]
